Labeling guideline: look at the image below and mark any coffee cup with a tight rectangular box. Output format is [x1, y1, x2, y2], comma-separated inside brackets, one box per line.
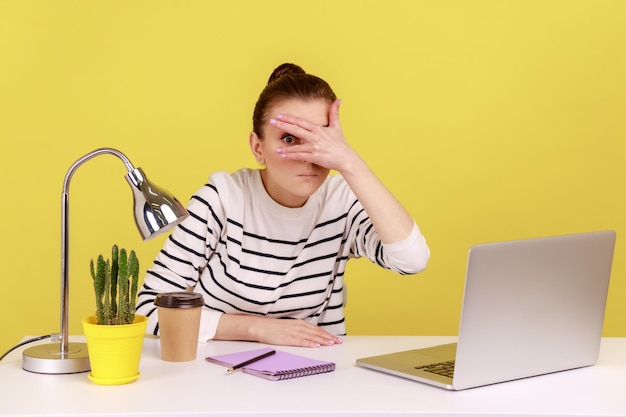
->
[154, 292, 204, 362]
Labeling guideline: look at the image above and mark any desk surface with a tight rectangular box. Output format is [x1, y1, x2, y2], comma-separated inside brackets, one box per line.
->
[1, 335, 625, 417]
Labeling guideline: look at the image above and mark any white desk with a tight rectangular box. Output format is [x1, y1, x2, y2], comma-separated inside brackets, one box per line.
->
[1, 336, 625, 417]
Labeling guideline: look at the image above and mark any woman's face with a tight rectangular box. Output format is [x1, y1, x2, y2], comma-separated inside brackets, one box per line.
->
[250, 98, 331, 208]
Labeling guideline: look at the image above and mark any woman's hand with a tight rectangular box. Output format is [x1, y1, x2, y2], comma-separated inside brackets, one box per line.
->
[272, 98, 417, 246]
[215, 314, 343, 348]
[252, 318, 343, 348]
[271, 99, 360, 174]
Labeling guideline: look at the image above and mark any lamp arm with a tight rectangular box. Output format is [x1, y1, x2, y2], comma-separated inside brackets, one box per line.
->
[59, 148, 137, 356]
[63, 148, 135, 193]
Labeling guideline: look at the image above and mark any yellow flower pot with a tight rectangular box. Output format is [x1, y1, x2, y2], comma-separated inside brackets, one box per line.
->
[82, 315, 148, 385]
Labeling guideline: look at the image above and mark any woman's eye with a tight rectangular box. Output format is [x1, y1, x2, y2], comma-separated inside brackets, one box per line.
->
[281, 134, 298, 145]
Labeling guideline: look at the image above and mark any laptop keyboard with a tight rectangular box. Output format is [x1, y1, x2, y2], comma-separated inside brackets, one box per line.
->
[415, 360, 455, 378]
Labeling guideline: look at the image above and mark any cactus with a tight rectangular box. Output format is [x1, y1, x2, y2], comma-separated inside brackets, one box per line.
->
[90, 244, 140, 325]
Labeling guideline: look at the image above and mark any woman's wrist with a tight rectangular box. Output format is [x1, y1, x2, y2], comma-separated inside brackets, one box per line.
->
[336, 151, 369, 181]
[214, 314, 261, 343]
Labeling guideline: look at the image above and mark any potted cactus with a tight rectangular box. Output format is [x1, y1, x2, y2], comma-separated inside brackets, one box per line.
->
[90, 244, 140, 325]
[82, 244, 148, 385]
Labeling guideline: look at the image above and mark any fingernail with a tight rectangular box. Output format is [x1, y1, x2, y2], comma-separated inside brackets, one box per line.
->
[275, 147, 282, 153]
[277, 114, 284, 119]
[270, 118, 276, 125]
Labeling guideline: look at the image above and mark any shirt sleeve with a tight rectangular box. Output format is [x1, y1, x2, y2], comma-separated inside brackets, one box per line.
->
[341, 176, 430, 274]
[198, 309, 223, 342]
[381, 223, 430, 274]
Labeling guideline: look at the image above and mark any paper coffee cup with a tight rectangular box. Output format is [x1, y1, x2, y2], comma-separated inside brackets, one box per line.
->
[154, 292, 204, 362]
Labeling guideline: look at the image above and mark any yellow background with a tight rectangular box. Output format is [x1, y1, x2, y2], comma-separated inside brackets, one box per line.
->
[1, 0, 625, 355]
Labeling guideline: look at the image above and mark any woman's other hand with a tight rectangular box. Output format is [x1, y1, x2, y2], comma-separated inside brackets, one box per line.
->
[216, 314, 343, 348]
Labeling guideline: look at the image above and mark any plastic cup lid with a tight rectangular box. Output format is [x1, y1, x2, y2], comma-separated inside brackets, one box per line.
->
[154, 292, 204, 308]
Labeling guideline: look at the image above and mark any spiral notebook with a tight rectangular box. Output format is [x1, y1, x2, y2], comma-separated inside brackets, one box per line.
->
[205, 347, 336, 381]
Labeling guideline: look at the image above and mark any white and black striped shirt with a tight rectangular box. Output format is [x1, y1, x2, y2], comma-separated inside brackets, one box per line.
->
[136, 169, 429, 340]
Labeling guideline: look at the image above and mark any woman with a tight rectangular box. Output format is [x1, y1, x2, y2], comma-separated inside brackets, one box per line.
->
[136, 63, 430, 348]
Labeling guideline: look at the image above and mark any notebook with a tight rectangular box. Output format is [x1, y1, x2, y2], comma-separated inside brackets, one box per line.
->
[356, 230, 616, 390]
[206, 347, 336, 381]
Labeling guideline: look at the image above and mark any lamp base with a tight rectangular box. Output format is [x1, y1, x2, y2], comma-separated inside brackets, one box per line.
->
[22, 342, 90, 374]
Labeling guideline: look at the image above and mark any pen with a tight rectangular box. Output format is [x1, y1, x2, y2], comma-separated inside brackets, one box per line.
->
[227, 349, 276, 373]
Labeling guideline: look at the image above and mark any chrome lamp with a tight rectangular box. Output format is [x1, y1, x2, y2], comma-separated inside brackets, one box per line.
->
[22, 148, 189, 374]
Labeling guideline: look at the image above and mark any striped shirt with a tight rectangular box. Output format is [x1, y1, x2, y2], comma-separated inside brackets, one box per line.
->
[136, 168, 429, 340]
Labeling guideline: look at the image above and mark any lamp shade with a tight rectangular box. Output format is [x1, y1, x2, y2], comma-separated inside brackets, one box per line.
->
[126, 167, 188, 240]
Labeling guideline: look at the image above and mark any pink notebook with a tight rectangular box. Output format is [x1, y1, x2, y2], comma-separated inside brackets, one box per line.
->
[206, 347, 335, 381]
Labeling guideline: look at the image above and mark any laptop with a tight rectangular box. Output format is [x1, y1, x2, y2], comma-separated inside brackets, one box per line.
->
[356, 230, 616, 390]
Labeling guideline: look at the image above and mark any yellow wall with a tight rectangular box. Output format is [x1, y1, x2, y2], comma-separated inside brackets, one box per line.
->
[1, 0, 625, 355]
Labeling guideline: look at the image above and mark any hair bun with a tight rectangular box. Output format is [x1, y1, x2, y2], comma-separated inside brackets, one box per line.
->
[268, 63, 306, 84]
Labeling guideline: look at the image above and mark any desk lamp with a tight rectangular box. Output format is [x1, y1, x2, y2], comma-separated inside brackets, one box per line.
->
[22, 148, 189, 374]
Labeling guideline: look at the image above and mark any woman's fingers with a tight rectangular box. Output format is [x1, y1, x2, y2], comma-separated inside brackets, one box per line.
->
[271, 99, 342, 144]
[328, 99, 342, 129]
[270, 114, 321, 143]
